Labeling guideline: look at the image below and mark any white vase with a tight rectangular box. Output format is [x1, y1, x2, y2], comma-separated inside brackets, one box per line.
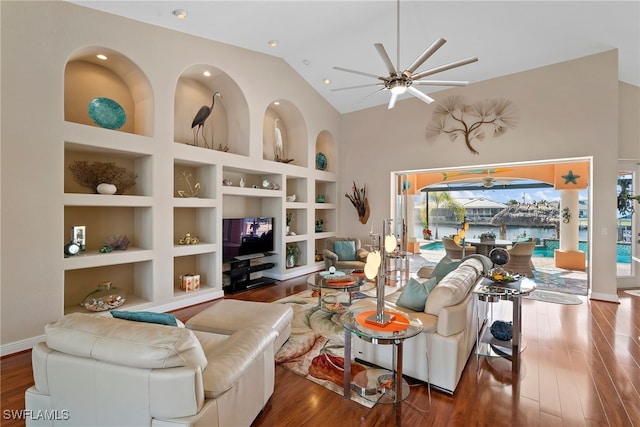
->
[97, 183, 117, 195]
[286, 255, 296, 268]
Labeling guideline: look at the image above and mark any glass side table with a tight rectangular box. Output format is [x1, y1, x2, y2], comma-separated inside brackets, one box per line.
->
[307, 271, 365, 313]
[473, 277, 536, 374]
[340, 307, 423, 404]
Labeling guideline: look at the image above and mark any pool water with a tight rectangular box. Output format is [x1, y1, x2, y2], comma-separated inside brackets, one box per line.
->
[420, 241, 630, 263]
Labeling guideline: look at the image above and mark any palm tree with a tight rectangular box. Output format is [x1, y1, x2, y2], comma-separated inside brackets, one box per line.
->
[428, 191, 465, 239]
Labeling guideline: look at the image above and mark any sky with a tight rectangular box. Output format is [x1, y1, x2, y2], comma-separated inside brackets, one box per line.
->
[447, 187, 589, 205]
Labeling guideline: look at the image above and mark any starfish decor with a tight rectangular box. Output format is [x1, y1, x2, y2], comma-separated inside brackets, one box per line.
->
[562, 170, 580, 185]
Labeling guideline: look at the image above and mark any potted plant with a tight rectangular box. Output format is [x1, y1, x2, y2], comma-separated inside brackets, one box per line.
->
[315, 219, 324, 232]
[286, 212, 294, 235]
[286, 244, 300, 268]
[480, 231, 496, 242]
[423, 228, 432, 240]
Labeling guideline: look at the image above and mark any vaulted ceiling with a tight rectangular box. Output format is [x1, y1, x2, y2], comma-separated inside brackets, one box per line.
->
[70, 1, 639, 114]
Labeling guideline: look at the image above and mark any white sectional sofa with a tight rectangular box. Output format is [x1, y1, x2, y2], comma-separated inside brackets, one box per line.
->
[352, 254, 492, 394]
[25, 312, 277, 427]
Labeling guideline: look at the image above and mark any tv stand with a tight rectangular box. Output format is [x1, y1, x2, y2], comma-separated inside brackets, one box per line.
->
[224, 255, 276, 294]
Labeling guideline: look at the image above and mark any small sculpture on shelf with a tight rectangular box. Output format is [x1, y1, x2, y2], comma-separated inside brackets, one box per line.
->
[262, 179, 280, 190]
[315, 219, 324, 232]
[286, 212, 295, 236]
[105, 234, 130, 250]
[178, 233, 200, 245]
[191, 92, 221, 149]
[177, 170, 200, 198]
[69, 161, 137, 195]
[274, 118, 294, 163]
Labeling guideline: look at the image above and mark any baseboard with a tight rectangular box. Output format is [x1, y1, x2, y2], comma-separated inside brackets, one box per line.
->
[1, 334, 44, 357]
[589, 291, 620, 303]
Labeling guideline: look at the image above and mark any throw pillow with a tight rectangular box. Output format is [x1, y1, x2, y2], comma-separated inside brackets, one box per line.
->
[334, 240, 356, 261]
[417, 265, 434, 278]
[396, 277, 438, 312]
[431, 257, 462, 283]
[111, 310, 178, 326]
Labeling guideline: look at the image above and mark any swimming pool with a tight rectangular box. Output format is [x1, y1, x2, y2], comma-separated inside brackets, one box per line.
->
[420, 241, 630, 263]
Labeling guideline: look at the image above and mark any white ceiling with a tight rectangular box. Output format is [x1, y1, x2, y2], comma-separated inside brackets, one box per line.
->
[70, 1, 640, 114]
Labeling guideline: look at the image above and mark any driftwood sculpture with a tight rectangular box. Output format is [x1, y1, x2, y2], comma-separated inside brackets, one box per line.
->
[345, 181, 370, 224]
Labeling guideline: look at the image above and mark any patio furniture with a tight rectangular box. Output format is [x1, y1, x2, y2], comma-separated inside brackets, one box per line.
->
[442, 237, 477, 260]
[503, 241, 536, 277]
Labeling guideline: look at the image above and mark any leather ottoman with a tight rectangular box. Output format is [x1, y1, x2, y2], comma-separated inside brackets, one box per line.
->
[186, 299, 293, 351]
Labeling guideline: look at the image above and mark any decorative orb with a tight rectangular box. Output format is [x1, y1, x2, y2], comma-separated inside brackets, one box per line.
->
[489, 247, 510, 266]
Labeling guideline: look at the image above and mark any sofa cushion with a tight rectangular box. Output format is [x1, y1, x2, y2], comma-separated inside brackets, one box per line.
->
[111, 310, 178, 326]
[417, 265, 434, 278]
[424, 264, 480, 315]
[334, 240, 356, 261]
[430, 257, 463, 283]
[197, 327, 277, 399]
[396, 277, 437, 312]
[45, 313, 207, 370]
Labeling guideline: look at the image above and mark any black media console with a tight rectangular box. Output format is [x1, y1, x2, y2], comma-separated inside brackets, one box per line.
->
[223, 254, 276, 294]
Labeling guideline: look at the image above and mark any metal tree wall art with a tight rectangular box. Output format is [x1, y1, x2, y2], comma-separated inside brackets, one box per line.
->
[345, 181, 370, 224]
[425, 96, 519, 154]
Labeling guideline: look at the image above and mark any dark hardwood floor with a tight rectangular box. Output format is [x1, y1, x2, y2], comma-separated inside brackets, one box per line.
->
[2, 275, 639, 426]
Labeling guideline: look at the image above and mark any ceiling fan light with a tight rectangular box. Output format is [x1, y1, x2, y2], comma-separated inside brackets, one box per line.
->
[390, 81, 406, 95]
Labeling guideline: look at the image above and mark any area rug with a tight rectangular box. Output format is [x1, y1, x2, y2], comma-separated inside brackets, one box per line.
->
[273, 284, 388, 408]
[533, 268, 587, 296]
[524, 289, 582, 305]
[624, 289, 640, 298]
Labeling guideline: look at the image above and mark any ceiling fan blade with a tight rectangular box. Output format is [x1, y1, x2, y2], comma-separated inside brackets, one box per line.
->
[407, 86, 434, 104]
[403, 37, 446, 76]
[333, 66, 383, 80]
[413, 80, 469, 87]
[331, 83, 385, 92]
[388, 92, 399, 109]
[411, 57, 479, 80]
[374, 43, 397, 76]
[355, 87, 388, 104]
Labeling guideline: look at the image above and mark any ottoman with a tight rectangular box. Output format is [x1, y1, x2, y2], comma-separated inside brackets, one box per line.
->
[186, 299, 293, 351]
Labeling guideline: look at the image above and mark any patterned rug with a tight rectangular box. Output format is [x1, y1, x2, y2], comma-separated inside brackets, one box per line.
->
[273, 284, 387, 408]
[624, 289, 640, 298]
[524, 289, 583, 305]
[532, 268, 587, 296]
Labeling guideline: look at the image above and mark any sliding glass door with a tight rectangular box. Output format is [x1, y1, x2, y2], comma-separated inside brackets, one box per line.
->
[617, 161, 640, 287]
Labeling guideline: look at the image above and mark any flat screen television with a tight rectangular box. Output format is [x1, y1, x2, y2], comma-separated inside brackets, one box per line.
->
[222, 217, 275, 262]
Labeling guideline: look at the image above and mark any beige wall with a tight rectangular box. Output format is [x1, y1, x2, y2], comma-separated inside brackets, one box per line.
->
[619, 82, 640, 160]
[339, 50, 622, 301]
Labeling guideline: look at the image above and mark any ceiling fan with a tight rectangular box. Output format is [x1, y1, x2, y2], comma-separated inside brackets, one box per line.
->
[332, 0, 478, 109]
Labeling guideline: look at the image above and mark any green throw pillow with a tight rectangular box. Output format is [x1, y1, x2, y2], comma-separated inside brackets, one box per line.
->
[111, 310, 178, 326]
[334, 240, 356, 261]
[396, 277, 438, 312]
[431, 257, 463, 283]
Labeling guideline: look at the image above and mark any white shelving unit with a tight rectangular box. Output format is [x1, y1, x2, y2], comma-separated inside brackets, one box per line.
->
[61, 48, 339, 315]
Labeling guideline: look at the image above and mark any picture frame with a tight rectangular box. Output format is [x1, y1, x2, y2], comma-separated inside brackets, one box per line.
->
[71, 225, 86, 251]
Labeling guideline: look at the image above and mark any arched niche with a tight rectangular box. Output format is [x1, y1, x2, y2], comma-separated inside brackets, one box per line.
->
[64, 47, 153, 136]
[315, 131, 337, 173]
[174, 65, 249, 155]
[263, 100, 308, 167]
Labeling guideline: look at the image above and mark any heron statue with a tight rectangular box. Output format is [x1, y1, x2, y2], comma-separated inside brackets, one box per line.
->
[191, 91, 221, 148]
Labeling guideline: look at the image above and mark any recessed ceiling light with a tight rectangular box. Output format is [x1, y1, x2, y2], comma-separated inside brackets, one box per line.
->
[203, 71, 211, 77]
[268, 40, 279, 47]
[172, 9, 188, 19]
[323, 79, 331, 85]
[302, 59, 311, 66]
[96, 54, 108, 61]
[273, 101, 280, 106]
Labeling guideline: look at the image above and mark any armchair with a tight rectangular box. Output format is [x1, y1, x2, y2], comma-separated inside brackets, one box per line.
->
[442, 237, 477, 260]
[504, 241, 536, 277]
[322, 237, 369, 270]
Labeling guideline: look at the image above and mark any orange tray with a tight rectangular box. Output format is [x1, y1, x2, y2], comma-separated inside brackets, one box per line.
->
[355, 310, 409, 332]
